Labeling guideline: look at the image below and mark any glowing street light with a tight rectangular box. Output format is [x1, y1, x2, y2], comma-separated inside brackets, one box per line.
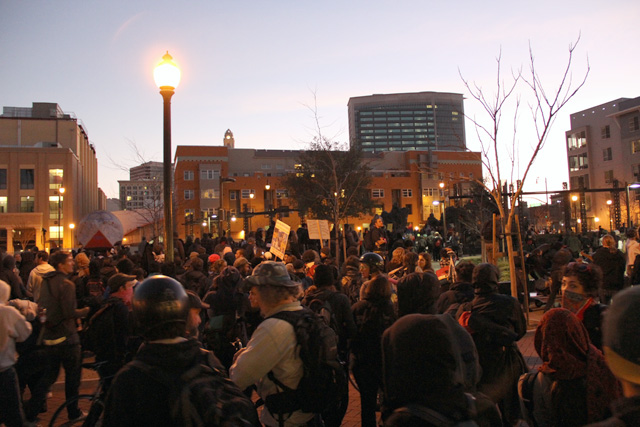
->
[154, 51, 181, 263]
[58, 187, 65, 248]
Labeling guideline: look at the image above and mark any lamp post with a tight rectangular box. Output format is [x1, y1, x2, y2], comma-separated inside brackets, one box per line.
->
[571, 195, 578, 232]
[58, 187, 65, 248]
[433, 200, 446, 235]
[607, 199, 613, 231]
[68, 223, 75, 248]
[154, 51, 181, 263]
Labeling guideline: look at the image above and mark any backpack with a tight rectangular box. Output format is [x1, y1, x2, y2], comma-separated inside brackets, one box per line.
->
[264, 308, 347, 420]
[82, 301, 116, 359]
[131, 350, 259, 427]
[388, 401, 479, 427]
[364, 230, 374, 251]
[86, 278, 105, 302]
[305, 296, 340, 336]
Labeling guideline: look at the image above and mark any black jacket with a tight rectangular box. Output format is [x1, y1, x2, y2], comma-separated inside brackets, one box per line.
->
[587, 396, 640, 427]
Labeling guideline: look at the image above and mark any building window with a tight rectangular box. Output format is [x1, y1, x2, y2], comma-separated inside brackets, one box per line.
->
[632, 140, 640, 154]
[229, 191, 237, 200]
[184, 209, 195, 219]
[569, 153, 589, 171]
[184, 170, 194, 180]
[603, 147, 612, 161]
[601, 125, 611, 139]
[633, 165, 640, 181]
[184, 190, 194, 200]
[241, 189, 255, 199]
[605, 170, 614, 184]
[0, 169, 6, 189]
[201, 208, 216, 219]
[276, 164, 284, 170]
[402, 189, 413, 198]
[49, 169, 63, 189]
[49, 226, 63, 240]
[567, 131, 587, 150]
[201, 189, 217, 199]
[20, 196, 34, 212]
[276, 189, 289, 199]
[0, 196, 6, 213]
[49, 196, 63, 219]
[200, 170, 219, 180]
[630, 117, 640, 132]
[20, 169, 34, 189]
[372, 189, 385, 198]
[261, 164, 272, 170]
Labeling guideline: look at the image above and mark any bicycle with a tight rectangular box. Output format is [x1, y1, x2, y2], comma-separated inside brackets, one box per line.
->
[48, 360, 112, 427]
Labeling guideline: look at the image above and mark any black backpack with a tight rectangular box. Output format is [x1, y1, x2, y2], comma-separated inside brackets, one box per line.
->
[82, 301, 117, 359]
[264, 308, 346, 421]
[131, 349, 260, 427]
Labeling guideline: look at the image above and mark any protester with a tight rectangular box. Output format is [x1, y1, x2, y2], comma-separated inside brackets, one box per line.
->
[0, 280, 32, 427]
[560, 262, 606, 349]
[230, 261, 314, 426]
[25, 251, 90, 424]
[26, 251, 54, 302]
[592, 234, 626, 304]
[519, 308, 620, 426]
[351, 274, 396, 427]
[104, 275, 258, 426]
[588, 286, 640, 425]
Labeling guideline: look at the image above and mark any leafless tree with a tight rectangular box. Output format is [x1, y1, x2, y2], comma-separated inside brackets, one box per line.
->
[460, 36, 589, 297]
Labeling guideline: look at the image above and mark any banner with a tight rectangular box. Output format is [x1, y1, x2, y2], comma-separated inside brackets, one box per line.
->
[269, 220, 291, 260]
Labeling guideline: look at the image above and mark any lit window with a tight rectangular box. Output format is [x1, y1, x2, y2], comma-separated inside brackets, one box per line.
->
[49, 226, 63, 240]
[49, 196, 63, 219]
[632, 140, 640, 154]
[20, 196, 34, 212]
[49, 169, 63, 189]
[201, 189, 218, 199]
[276, 189, 289, 199]
[0, 196, 6, 213]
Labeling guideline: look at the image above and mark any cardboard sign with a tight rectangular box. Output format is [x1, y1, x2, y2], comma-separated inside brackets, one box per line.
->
[269, 220, 291, 260]
[306, 219, 330, 242]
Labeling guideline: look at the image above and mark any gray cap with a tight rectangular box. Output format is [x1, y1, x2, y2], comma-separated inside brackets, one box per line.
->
[603, 286, 640, 385]
[245, 261, 298, 288]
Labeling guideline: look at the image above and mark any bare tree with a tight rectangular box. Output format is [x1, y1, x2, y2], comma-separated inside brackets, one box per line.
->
[460, 36, 589, 297]
[11, 223, 36, 251]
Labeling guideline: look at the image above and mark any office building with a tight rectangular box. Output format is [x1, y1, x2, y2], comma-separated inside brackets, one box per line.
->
[0, 102, 102, 251]
[348, 92, 466, 153]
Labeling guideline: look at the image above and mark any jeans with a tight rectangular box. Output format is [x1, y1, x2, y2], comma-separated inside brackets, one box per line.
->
[352, 362, 382, 427]
[0, 366, 25, 427]
[25, 343, 82, 421]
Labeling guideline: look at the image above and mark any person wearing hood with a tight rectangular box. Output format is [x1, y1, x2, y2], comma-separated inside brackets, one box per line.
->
[26, 250, 55, 302]
[462, 263, 528, 425]
[436, 260, 475, 315]
[24, 251, 90, 425]
[0, 280, 32, 427]
[0, 255, 26, 300]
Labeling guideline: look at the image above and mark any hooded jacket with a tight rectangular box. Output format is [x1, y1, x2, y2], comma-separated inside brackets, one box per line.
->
[0, 280, 32, 370]
[26, 262, 55, 302]
[38, 270, 83, 345]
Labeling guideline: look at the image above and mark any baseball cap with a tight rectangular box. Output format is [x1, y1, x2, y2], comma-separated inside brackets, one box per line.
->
[108, 273, 136, 293]
[186, 290, 210, 310]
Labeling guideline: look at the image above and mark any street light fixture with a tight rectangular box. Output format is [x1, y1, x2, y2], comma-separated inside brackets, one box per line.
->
[607, 200, 613, 230]
[154, 51, 181, 263]
[571, 195, 578, 232]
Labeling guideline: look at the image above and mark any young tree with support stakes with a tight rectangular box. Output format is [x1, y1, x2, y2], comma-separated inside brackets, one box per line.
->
[460, 36, 589, 298]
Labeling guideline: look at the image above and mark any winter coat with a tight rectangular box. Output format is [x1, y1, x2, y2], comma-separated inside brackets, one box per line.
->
[592, 247, 626, 292]
[350, 296, 396, 370]
[38, 270, 83, 345]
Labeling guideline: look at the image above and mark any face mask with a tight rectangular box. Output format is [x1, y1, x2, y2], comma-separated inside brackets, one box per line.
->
[561, 289, 589, 314]
[115, 287, 134, 308]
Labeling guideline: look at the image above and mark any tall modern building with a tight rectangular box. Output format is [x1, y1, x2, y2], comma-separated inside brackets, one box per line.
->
[0, 102, 103, 251]
[118, 161, 164, 211]
[348, 92, 466, 153]
[566, 96, 640, 228]
[129, 161, 163, 181]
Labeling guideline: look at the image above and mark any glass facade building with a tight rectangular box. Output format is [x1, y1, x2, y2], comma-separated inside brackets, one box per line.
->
[348, 92, 466, 152]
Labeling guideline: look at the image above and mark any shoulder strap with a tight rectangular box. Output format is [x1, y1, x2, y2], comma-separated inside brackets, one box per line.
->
[88, 302, 114, 326]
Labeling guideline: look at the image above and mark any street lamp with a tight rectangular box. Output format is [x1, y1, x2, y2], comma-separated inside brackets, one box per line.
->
[154, 51, 181, 263]
[607, 199, 613, 230]
[58, 187, 65, 248]
[433, 199, 446, 235]
[571, 195, 578, 232]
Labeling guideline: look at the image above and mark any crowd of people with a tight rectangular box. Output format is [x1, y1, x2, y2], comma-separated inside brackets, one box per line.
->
[0, 216, 639, 426]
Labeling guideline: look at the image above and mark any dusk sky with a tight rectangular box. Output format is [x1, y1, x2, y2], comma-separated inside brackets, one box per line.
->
[2, 1, 638, 202]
